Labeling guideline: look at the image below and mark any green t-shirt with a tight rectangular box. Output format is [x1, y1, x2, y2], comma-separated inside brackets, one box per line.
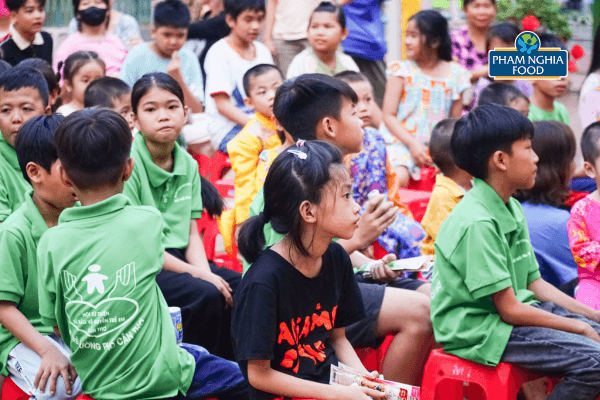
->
[0, 137, 31, 222]
[528, 102, 570, 125]
[37, 194, 195, 399]
[430, 178, 541, 366]
[124, 133, 203, 249]
[0, 191, 53, 375]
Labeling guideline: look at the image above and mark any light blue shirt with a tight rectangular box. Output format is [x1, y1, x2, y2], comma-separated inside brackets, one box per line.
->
[120, 42, 204, 103]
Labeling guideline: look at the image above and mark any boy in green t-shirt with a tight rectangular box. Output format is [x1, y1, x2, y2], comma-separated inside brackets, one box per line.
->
[0, 114, 81, 399]
[431, 104, 600, 399]
[0, 66, 51, 223]
[37, 109, 247, 400]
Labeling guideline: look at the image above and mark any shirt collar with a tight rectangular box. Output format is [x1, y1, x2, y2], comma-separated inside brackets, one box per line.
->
[470, 178, 522, 235]
[21, 190, 48, 242]
[255, 112, 276, 131]
[8, 24, 44, 50]
[133, 132, 187, 187]
[0, 137, 19, 169]
[436, 175, 466, 199]
[59, 194, 130, 224]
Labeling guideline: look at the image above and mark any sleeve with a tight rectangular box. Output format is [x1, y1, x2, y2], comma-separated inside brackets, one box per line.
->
[456, 221, 513, 299]
[567, 202, 600, 272]
[204, 43, 234, 97]
[340, 53, 360, 73]
[0, 230, 25, 304]
[558, 103, 570, 125]
[286, 53, 304, 79]
[183, 50, 205, 103]
[68, 18, 77, 35]
[190, 163, 204, 220]
[227, 124, 263, 224]
[37, 237, 58, 326]
[333, 244, 366, 328]
[119, 48, 138, 87]
[0, 176, 11, 222]
[420, 189, 459, 246]
[232, 282, 279, 361]
[387, 60, 411, 78]
[579, 79, 600, 130]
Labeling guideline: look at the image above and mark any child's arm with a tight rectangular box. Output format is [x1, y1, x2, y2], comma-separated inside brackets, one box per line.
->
[166, 51, 204, 113]
[263, 0, 278, 56]
[0, 302, 77, 396]
[213, 93, 253, 127]
[247, 359, 384, 400]
[449, 94, 464, 118]
[528, 278, 600, 324]
[329, 327, 376, 375]
[567, 206, 600, 272]
[491, 287, 600, 343]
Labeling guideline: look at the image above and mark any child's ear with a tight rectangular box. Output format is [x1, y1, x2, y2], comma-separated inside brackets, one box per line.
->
[58, 163, 73, 189]
[584, 161, 597, 180]
[299, 200, 317, 224]
[341, 28, 349, 41]
[151, 26, 157, 39]
[319, 116, 336, 141]
[132, 112, 141, 131]
[244, 97, 254, 110]
[490, 150, 509, 173]
[121, 158, 135, 183]
[44, 105, 52, 115]
[225, 14, 236, 29]
[183, 104, 189, 120]
[25, 162, 42, 184]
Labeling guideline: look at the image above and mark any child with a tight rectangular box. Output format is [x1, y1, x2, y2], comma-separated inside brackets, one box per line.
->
[18, 58, 60, 112]
[223, 63, 283, 252]
[233, 140, 386, 400]
[286, 2, 359, 79]
[432, 104, 600, 400]
[37, 108, 248, 400]
[0, 66, 50, 223]
[56, 51, 105, 116]
[0, 0, 51, 66]
[83, 76, 134, 131]
[471, 23, 534, 107]
[124, 72, 240, 359]
[528, 33, 570, 124]
[381, 10, 470, 188]
[0, 114, 82, 400]
[568, 121, 600, 309]
[420, 118, 472, 256]
[477, 82, 530, 116]
[204, 0, 273, 154]
[120, 0, 204, 114]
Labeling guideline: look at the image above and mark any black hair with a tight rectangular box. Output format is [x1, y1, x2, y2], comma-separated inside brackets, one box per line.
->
[463, 0, 496, 8]
[429, 118, 459, 176]
[514, 121, 575, 207]
[538, 33, 567, 51]
[589, 25, 600, 76]
[17, 58, 61, 111]
[477, 82, 528, 108]
[224, 0, 265, 20]
[242, 64, 283, 96]
[408, 10, 452, 62]
[451, 103, 534, 180]
[72, 0, 110, 31]
[154, 0, 191, 29]
[131, 72, 185, 113]
[14, 114, 64, 184]
[273, 73, 357, 141]
[200, 176, 225, 218]
[0, 66, 49, 107]
[238, 141, 344, 263]
[309, 1, 346, 29]
[54, 108, 132, 190]
[581, 121, 600, 164]
[58, 51, 106, 84]
[334, 70, 369, 84]
[84, 77, 131, 109]
[6, 0, 46, 12]
[487, 23, 520, 51]
[0, 60, 11, 75]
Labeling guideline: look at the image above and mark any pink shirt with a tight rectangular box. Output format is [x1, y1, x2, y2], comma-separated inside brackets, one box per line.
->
[54, 32, 128, 78]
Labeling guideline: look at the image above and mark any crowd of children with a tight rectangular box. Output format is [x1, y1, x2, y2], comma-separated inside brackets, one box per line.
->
[1, 0, 600, 399]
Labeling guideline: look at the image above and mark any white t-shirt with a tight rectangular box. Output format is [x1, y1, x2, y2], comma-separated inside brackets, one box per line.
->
[273, 0, 321, 41]
[287, 48, 360, 79]
[204, 39, 274, 149]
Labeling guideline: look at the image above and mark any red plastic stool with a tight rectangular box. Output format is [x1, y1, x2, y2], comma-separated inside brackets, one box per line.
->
[397, 189, 432, 223]
[1, 377, 29, 400]
[407, 167, 436, 192]
[77, 396, 95, 400]
[421, 348, 557, 400]
[210, 152, 232, 184]
[355, 335, 394, 373]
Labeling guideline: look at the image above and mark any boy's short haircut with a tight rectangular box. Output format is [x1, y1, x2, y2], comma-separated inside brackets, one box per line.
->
[451, 104, 534, 180]
[0, 67, 49, 107]
[54, 109, 132, 191]
[311, 1, 346, 29]
[0, 60, 11, 76]
[14, 114, 64, 184]
[429, 118, 458, 176]
[273, 73, 358, 141]
[581, 121, 600, 164]
[84, 77, 131, 109]
[18, 58, 60, 95]
[477, 82, 528, 108]
[334, 70, 369, 84]
[6, 0, 46, 12]
[242, 64, 283, 96]
[224, 0, 265, 20]
[154, 0, 191, 29]
[486, 23, 520, 50]
[538, 33, 567, 51]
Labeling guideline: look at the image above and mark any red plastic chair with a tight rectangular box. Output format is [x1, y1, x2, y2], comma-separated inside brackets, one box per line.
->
[1, 377, 29, 400]
[397, 189, 432, 223]
[407, 167, 436, 192]
[420, 348, 558, 400]
[355, 336, 394, 372]
[209, 152, 232, 184]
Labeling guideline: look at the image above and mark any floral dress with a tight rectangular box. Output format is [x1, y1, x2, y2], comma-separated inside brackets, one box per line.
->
[451, 25, 486, 110]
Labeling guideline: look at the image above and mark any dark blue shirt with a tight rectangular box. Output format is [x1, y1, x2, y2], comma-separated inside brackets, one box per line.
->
[342, 0, 387, 61]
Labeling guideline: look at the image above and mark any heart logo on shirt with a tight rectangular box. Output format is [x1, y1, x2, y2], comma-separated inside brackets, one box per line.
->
[66, 298, 139, 338]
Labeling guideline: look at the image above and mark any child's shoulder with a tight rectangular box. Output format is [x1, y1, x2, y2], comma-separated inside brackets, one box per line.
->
[570, 194, 597, 216]
[386, 59, 414, 77]
[125, 41, 150, 58]
[430, 176, 465, 202]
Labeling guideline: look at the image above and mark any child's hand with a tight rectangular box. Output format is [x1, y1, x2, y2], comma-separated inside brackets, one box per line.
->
[198, 271, 233, 307]
[34, 343, 78, 396]
[167, 51, 183, 81]
[355, 194, 398, 247]
[368, 255, 402, 284]
[578, 321, 600, 344]
[331, 383, 387, 400]
[408, 141, 432, 167]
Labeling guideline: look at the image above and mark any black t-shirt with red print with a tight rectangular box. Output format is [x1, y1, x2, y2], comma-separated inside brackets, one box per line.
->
[232, 242, 365, 400]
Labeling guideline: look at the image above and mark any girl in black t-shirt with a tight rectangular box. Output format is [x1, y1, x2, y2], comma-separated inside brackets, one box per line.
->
[233, 141, 387, 400]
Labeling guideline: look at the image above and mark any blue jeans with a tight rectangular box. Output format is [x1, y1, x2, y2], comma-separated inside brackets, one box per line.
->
[501, 302, 600, 400]
[176, 343, 248, 400]
[218, 125, 243, 154]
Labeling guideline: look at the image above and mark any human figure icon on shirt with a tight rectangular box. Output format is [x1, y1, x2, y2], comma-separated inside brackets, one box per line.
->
[82, 265, 109, 294]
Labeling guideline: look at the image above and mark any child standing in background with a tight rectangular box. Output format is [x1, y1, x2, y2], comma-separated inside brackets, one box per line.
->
[83, 76, 134, 131]
[381, 10, 470, 188]
[56, 51, 105, 116]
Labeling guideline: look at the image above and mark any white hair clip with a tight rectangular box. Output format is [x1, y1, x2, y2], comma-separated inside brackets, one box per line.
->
[287, 149, 307, 160]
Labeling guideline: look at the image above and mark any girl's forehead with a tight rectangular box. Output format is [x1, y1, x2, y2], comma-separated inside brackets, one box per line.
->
[310, 11, 339, 23]
[141, 87, 180, 102]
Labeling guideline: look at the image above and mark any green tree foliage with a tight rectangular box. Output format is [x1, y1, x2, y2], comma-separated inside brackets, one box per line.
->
[496, 0, 572, 40]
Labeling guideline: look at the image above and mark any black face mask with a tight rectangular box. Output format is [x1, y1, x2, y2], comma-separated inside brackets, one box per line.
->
[78, 7, 107, 27]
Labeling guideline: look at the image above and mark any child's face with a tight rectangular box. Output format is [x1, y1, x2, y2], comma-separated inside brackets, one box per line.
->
[488, 37, 511, 51]
[404, 20, 425, 61]
[348, 81, 376, 128]
[509, 97, 530, 117]
[133, 87, 188, 144]
[505, 138, 539, 190]
[152, 26, 188, 58]
[112, 94, 134, 131]
[319, 98, 363, 156]
[12, 0, 45, 36]
[68, 62, 104, 105]
[307, 12, 347, 54]
[464, 0, 496, 30]
[0, 87, 47, 146]
[226, 9, 265, 44]
[532, 76, 568, 100]
[33, 159, 77, 210]
[245, 69, 283, 117]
